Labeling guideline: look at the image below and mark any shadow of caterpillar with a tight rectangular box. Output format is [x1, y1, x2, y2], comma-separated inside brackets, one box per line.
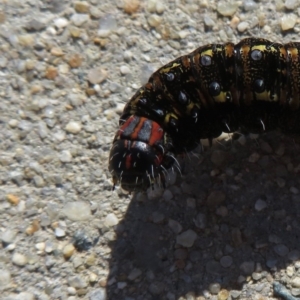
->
[109, 37, 300, 192]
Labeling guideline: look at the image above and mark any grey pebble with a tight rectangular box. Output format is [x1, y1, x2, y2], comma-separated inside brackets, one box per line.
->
[1, 229, 17, 244]
[0, 269, 11, 288]
[274, 244, 289, 257]
[240, 261, 255, 275]
[243, 0, 258, 11]
[168, 219, 182, 234]
[88, 288, 107, 300]
[209, 283, 221, 294]
[220, 255, 233, 268]
[127, 268, 142, 281]
[24, 19, 47, 31]
[149, 281, 165, 295]
[255, 199, 267, 211]
[285, 0, 298, 10]
[68, 275, 88, 289]
[194, 213, 207, 229]
[71, 13, 89, 26]
[176, 229, 197, 247]
[63, 201, 91, 221]
[204, 15, 215, 27]
[162, 189, 173, 201]
[59, 150, 72, 163]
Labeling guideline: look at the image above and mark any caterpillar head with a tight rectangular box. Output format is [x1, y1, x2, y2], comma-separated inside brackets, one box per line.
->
[108, 115, 175, 192]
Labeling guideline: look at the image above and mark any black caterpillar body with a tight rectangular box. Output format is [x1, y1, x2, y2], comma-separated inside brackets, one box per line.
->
[109, 37, 300, 192]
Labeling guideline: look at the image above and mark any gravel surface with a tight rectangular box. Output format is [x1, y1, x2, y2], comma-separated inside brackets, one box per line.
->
[1, 0, 300, 300]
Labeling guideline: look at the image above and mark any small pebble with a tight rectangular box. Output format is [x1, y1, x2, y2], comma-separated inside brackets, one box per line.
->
[237, 21, 249, 32]
[63, 201, 91, 221]
[292, 277, 300, 288]
[194, 213, 207, 229]
[0, 269, 11, 288]
[217, 2, 239, 16]
[128, 268, 142, 281]
[285, 0, 298, 10]
[168, 219, 183, 234]
[71, 13, 89, 26]
[65, 121, 82, 134]
[1, 229, 17, 244]
[240, 261, 255, 275]
[68, 275, 88, 289]
[59, 150, 72, 163]
[220, 256, 233, 268]
[206, 191, 226, 207]
[147, 15, 162, 28]
[55, 227, 66, 238]
[63, 244, 75, 259]
[209, 283, 221, 295]
[12, 253, 28, 266]
[120, 65, 130, 75]
[54, 18, 69, 28]
[218, 289, 229, 300]
[163, 189, 173, 201]
[104, 213, 119, 226]
[74, 1, 90, 13]
[176, 229, 197, 248]
[243, 0, 258, 11]
[6, 194, 20, 205]
[88, 288, 107, 300]
[255, 199, 267, 211]
[281, 14, 297, 31]
[274, 244, 289, 257]
[123, 0, 140, 14]
[88, 68, 108, 84]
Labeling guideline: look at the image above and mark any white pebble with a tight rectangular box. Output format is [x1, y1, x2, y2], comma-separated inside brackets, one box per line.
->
[71, 13, 89, 26]
[281, 14, 297, 31]
[54, 18, 69, 28]
[63, 201, 91, 221]
[217, 2, 238, 16]
[65, 121, 82, 134]
[237, 21, 249, 32]
[35, 242, 45, 252]
[12, 253, 28, 266]
[8, 119, 18, 128]
[59, 150, 72, 163]
[120, 65, 130, 75]
[104, 213, 119, 226]
[55, 227, 66, 237]
[285, 0, 298, 10]
[97, 29, 111, 37]
[53, 131, 66, 143]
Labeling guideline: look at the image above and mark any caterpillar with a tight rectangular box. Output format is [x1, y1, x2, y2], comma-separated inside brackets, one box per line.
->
[108, 37, 300, 192]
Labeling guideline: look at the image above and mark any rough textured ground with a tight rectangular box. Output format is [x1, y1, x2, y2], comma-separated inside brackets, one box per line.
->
[1, 0, 300, 299]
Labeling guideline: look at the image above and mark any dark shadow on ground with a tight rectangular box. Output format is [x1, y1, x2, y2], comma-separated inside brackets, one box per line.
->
[106, 132, 300, 300]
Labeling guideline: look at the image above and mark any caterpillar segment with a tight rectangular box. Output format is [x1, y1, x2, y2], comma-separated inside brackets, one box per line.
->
[109, 37, 300, 191]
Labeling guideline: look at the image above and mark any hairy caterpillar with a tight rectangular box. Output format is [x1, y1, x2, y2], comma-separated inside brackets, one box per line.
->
[108, 37, 300, 192]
